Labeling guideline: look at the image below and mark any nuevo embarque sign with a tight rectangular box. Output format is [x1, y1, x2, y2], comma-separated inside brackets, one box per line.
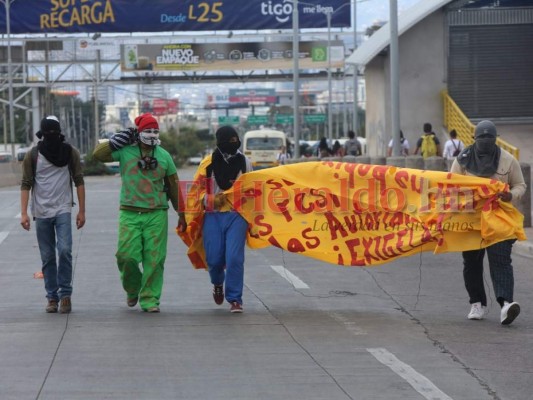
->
[0, 0, 350, 34]
[121, 41, 344, 72]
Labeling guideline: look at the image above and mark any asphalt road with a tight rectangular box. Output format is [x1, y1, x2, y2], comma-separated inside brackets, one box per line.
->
[0, 167, 531, 400]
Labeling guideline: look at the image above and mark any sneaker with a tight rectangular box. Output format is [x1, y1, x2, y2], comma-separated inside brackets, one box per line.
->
[46, 299, 58, 313]
[127, 297, 138, 307]
[144, 307, 160, 313]
[213, 285, 224, 305]
[501, 301, 520, 325]
[229, 301, 243, 313]
[59, 297, 71, 314]
[467, 302, 486, 320]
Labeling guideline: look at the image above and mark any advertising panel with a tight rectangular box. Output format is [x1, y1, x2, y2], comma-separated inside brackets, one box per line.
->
[121, 41, 344, 73]
[0, 0, 350, 34]
[152, 99, 179, 116]
[229, 89, 276, 104]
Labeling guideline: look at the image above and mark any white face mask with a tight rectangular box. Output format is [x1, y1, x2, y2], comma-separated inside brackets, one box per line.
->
[139, 129, 160, 146]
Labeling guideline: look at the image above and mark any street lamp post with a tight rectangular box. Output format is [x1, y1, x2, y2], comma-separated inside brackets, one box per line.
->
[3, 0, 16, 159]
[352, 1, 358, 136]
[390, 0, 401, 156]
[292, 0, 300, 158]
[93, 49, 101, 148]
[326, 10, 333, 146]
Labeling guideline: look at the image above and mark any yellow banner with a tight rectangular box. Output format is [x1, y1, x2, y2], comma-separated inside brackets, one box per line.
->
[178, 160, 525, 269]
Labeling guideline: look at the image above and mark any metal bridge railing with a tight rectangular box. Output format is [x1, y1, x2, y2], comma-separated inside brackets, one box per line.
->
[442, 91, 520, 160]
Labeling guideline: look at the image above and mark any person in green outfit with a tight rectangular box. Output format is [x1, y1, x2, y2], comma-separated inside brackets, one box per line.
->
[93, 113, 186, 312]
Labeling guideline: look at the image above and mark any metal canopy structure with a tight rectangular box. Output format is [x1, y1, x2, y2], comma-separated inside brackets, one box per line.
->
[0, 33, 355, 90]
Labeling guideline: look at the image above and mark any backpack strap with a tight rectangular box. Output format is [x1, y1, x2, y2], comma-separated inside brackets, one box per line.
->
[31, 146, 39, 181]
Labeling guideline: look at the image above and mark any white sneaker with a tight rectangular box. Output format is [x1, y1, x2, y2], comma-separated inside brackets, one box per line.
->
[500, 301, 520, 325]
[468, 302, 486, 320]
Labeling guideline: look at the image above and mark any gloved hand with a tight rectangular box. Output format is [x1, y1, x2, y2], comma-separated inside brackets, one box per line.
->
[109, 128, 138, 151]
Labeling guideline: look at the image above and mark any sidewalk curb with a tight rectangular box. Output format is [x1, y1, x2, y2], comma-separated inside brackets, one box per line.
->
[514, 241, 533, 259]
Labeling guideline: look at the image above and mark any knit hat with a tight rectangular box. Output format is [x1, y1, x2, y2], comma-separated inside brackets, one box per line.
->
[135, 113, 159, 133]
[474, 120, 497, 138]
[216, 125, 239, 144]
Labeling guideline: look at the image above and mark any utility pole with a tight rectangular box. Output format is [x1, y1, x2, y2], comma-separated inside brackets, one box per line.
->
[4, 0, 16, 158]
[353, 0, 358, 135]
[93, 49, 101, 148]
[326, 11, 333, 145]
[292, 0, 300, 158]
[390, 0, 401, 156]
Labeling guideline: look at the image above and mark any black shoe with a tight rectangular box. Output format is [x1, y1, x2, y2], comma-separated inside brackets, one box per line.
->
[127, 297, 138, 307]
[213, 285, 224, 305]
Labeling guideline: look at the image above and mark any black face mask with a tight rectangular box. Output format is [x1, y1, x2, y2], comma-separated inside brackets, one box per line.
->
[43, 132, 63, 145]
[474, 137, 496, 155]
[218, 141, 240, 155]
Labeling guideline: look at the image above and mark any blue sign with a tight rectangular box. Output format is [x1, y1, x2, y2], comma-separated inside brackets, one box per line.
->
[0, 0, 350, 34]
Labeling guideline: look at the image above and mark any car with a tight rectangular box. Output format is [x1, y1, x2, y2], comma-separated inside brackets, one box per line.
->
[187, 153, 204, 165]
[16, 147, 31, 162]
[104, 161, 120, 174]
[0, 152, 13, 163]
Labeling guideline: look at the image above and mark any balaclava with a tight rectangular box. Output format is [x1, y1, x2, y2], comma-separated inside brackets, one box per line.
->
[37, 116, 71, 167]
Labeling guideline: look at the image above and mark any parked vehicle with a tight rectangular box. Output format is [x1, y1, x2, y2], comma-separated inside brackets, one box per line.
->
[0, 152, 13, 163]
[187, 153, 204, 166]
[242, 129, 286, 169]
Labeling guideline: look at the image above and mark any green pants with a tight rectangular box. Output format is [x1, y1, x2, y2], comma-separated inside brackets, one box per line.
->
[116, 209, 168, 310]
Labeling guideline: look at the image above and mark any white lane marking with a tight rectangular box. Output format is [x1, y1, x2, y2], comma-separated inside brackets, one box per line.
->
[0, 232, 8, 246]
[14, 212, 21, 218]
[331, 312, 367, 335]
[367, 348, 453, 400]
[270, 265, 309, 289]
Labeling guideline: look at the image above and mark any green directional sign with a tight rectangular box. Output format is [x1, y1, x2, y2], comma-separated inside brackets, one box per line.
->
[304, 114, 326, 124]
[276, 115, 294, 124]
[218, 116, 240, 125]
[247, 115, 269, 125]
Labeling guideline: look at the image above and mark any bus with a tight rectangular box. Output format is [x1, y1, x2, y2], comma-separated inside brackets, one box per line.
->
[242, 129, 287, 169]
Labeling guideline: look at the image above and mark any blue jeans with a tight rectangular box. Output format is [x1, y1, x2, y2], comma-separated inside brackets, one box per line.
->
[203, 212, 248, 304]
[35, 213, 73, 301]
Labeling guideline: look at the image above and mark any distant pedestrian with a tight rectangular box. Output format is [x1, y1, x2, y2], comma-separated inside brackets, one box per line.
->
[317, 137, 331, 158]
[332, 140, 344, 157]
[451, 120, 526, 325]
[344, 130, 362, 156]
[414, 123, 440, 158]
[443, 129, 464, 160]
[93, 113, 187, 313]
[277, 145, 290, 165]
[387, 130, 410, 156]
[20, 116, 86, 314]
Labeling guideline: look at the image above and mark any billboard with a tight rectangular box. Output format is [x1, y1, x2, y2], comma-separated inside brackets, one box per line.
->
[0, 0, 350, 34]
[121, 41, 344, 73]
[152, 99, 179, 116]
[229, 89, 276, 104]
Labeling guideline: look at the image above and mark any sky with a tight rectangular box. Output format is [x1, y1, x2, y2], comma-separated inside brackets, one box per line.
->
[357, 0, 421, 29]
